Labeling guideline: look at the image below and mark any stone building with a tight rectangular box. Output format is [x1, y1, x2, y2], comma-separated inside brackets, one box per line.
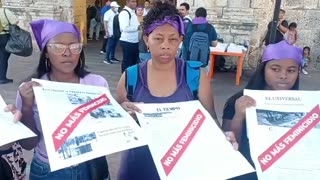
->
[2, 0, 320, 68]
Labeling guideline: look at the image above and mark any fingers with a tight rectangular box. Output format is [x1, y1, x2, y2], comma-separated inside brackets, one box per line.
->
[13, 111, 22, 123]
[121, 102, 142, 113]
[239, 95, 256, 108]
[225, 131, 239, 151]
[3, 104, 22, 123]
[4, 104, 15, 112]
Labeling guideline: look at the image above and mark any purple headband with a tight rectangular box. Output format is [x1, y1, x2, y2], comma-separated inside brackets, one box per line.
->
[144, 15, 185, 36]
[262, 40, 303, 65]
[30, 19, 81, 50]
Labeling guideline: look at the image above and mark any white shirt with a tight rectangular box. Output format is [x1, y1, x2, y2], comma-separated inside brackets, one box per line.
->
[103, 9, 117, 36]
[119, 6, 140, 43]
[143, 8, 150, 16]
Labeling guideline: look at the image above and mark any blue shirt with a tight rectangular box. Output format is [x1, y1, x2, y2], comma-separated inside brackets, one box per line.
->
[101, 5, 111, 16]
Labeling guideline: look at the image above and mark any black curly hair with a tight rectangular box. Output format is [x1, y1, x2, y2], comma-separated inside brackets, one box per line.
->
[142, 1, 180, 35]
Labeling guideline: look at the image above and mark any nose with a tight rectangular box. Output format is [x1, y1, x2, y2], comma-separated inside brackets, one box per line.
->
[279, 70, 288, 79]
[62, 48, 72, 57]
[160, 39, 170, 50]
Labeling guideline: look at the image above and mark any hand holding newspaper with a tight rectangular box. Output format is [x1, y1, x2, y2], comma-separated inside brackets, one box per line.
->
[245, 89, 320, 180]
[32, 79, 146, 171]
[135, 100, 254, 180]
[0, 95, 36, 146]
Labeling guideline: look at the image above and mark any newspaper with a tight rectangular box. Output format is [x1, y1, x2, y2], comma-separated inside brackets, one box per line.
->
[136, 100, 254, 180]
[244, 89, 320, 180]
[32, 79, 146, 171]
[0, 95, 36, 146]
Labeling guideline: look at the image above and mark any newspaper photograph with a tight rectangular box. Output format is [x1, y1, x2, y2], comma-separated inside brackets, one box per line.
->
[244, 89, 320, 180]
[32, 79, 146, 171]
[0, 95, 36, 146]
[136, 100, 254, 180]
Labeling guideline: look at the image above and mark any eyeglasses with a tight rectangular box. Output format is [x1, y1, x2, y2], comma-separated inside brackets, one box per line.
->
[47, 43, 83, 55]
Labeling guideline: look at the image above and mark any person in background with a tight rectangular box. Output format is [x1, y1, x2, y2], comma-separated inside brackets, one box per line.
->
[116, 2, 237, 179]
[119, 0, 139, 72]
[261, 9, 288, 46]
[0, 105, 26, 180]
[301, 46, 311, 75]
[0, 7, 18, 84]
[136, 5, 144, 24]
[285, 22, 298, 45]
[103, 1, 121, 64]
[100, 0, 112, 54]
[179, 2, 192, 24]
[139, 1, 153, 62]
[17, 19, 110, 180]
[222, 40, 302, 180]
[143, 0, 150, 16]
[89, 0, 102, 40]
[181, 7, 218, 66]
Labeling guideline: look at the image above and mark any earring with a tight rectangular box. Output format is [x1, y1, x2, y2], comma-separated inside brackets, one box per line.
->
[45, 58, 50, 71]
[79, 59, 83, 68]
[147, 44, 150, 52]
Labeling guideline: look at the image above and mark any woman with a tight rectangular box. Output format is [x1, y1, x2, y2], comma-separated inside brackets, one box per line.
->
[116, 2, 236, 180]
[0, 105, 26, 180]
[222, 40, 302, 180]
[136, 5, 144, 24]
[16, 19, 110, 180]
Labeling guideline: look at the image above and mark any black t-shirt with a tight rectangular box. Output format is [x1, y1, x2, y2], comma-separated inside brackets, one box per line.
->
[265, 20, 288, 46]
[222, 91, 258, 180]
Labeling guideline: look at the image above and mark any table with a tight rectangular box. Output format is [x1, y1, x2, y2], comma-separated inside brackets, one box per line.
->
[208, 51, 245, 86]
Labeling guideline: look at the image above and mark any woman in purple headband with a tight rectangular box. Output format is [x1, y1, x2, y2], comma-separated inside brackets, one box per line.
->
[15, 19, 110, 180]
[222, 40, 302, 180]
[116, 1, 237, 180]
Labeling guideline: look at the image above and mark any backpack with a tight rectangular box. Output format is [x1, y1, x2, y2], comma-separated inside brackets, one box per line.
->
[113, 9, 131, 40]
[3, 9, 33, 57]
[125, 61, 202, 101]
[94, 7, 101, 22]
[187, 24, 211, 67]
[87, 6, 97, 20]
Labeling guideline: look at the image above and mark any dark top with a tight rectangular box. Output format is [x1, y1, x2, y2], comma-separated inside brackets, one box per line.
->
[222, 91, 258, 180]
[265, 20, 288, 46]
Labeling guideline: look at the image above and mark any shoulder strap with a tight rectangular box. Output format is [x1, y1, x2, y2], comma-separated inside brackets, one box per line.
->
[185, 61, 202, 100]
[122, 9, 131, 20]
[125, 64, 139, 101]
[3, 8, 11, 25]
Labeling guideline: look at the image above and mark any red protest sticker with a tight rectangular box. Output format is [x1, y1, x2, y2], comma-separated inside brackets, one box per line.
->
[161, 109, 206, 176]
[52, 94, 110, 151]
[258, 104, 320, 172]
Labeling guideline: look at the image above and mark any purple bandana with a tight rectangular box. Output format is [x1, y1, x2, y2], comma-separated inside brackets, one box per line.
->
[262, 40, 303, 65]
[144, 15, 185, 36]
[192, 17, 208, 25]
[30, 19, 81, 50]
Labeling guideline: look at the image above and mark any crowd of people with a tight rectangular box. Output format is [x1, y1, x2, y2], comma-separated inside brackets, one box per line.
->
[0, 0, 309, 180]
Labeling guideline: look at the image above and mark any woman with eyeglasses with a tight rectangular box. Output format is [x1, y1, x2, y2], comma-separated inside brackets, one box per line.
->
[15, 19, 110, 180]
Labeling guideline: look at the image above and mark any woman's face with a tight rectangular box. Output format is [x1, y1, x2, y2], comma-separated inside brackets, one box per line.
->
[136, 8, 144, 16]
[264, 59, 299, 90]
[145, 23, 182, 64]
[46, 33, 82, 74]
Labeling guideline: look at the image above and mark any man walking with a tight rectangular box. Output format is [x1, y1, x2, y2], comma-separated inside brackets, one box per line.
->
[119, 0, 139, 72]
[103, 1, 121, 64]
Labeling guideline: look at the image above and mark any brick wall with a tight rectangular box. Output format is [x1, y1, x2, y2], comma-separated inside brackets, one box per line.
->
[177, 0, 320, 70]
